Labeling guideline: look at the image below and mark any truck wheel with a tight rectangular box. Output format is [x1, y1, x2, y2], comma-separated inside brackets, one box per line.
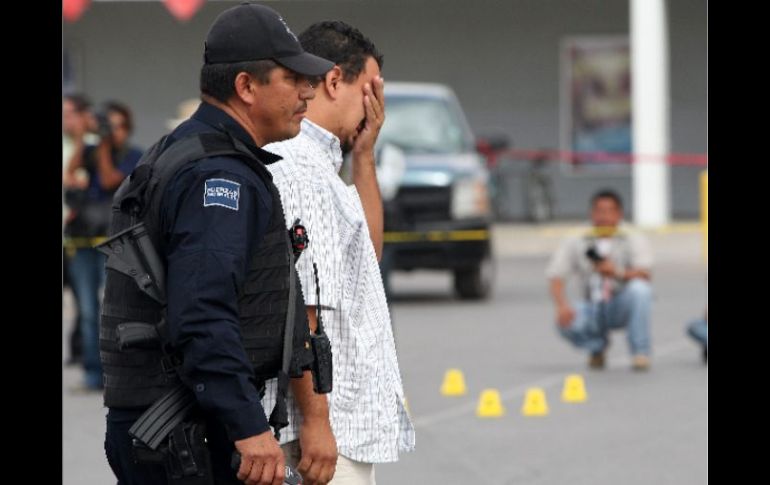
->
[454, 255, 493, 300]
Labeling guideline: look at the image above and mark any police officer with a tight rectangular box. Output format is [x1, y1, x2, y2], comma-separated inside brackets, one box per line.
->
[99, 4, 334, 485]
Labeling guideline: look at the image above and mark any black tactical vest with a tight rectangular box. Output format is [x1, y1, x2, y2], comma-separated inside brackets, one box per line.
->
[99, 130, 310, 409]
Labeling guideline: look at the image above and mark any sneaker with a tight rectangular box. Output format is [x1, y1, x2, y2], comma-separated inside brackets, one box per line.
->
[631, 354, 651, 371]
[588, 352, 605, 369]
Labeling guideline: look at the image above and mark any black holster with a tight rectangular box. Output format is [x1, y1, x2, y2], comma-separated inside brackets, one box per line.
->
[132, 419, 213, 485]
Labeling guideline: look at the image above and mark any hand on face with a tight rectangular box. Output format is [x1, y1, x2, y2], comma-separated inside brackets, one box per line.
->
[350, 76, 384, 156]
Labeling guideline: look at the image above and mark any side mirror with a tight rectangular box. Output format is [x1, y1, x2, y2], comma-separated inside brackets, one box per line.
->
[376, 143, 406, 202]
[476, 135, 511, 167]
[477, 135, 511, 152]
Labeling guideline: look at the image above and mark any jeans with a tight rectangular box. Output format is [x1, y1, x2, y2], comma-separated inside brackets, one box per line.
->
[686, 317, 708, 348]
[63, 248, 83, 362]
[67, 248, 106, 388]
[558, 278, 652, 356]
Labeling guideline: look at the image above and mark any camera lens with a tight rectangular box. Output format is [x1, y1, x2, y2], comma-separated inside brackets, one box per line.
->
[96, 112, 112, 138]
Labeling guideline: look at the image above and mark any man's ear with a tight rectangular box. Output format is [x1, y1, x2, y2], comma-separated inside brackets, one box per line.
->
[322, 66, 343, 100]
[233, 72, 258, 105]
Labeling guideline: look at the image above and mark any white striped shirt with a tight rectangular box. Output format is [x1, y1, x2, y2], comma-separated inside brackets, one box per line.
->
[261, 119, 415, 463]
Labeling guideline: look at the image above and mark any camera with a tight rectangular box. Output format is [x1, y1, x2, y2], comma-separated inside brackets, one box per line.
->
[585, 246, 604, 263]
[94, 111, 113, 139]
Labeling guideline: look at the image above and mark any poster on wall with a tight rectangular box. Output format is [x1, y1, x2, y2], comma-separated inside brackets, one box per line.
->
[560, 36, 631, 172]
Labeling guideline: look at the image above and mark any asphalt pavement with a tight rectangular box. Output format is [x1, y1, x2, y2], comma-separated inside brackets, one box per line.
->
[63, 222, 708, 485]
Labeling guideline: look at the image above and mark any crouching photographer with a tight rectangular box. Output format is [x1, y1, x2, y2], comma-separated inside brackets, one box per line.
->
[63, 100, 143, 391]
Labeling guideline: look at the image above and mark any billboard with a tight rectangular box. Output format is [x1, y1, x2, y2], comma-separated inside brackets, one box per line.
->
[561, 36, 631, 172]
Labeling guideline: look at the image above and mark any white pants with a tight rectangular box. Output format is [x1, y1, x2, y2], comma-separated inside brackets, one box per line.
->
[281, 441, 375, 485]
[329, 454, 375, 485]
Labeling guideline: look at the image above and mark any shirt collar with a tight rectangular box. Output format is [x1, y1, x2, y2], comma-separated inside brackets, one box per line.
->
[585, 222, 629, 240]
[191, 101, 282, 165]
[300, 118, 344, 172]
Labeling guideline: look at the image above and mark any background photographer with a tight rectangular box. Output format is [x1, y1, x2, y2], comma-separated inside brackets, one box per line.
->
[63, 100, 143, 391]
[545, 189, 654, 371]
[62, 93, 96, 367]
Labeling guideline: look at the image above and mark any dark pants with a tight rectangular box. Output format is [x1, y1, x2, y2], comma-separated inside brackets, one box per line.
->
[106, 408, 243, 485]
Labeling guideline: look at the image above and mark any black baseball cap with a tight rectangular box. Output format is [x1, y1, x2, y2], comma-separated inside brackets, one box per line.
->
[203, 2, 334, 77]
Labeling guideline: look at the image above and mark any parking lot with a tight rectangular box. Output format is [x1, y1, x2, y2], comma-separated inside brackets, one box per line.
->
[63, 223, 707, 485]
